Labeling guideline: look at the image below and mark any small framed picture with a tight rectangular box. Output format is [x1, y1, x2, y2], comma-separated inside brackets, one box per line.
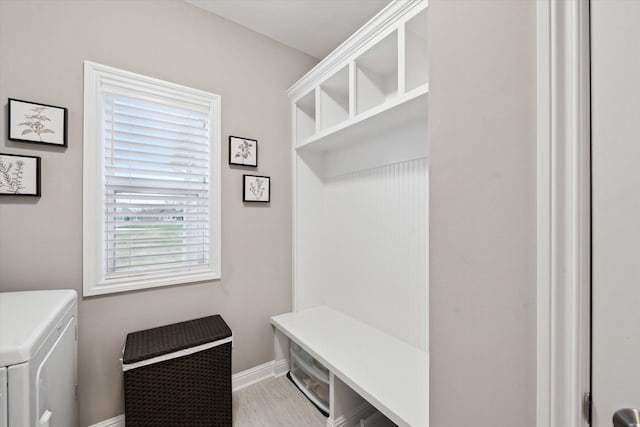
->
[229, 136, 258, 167]
[8, 98, 68, 147]
[0, 153, 41, 196]
[243, 175, 270, 203]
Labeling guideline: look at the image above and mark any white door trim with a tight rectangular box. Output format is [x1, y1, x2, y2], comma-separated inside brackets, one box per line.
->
[536, 1, 591, 427]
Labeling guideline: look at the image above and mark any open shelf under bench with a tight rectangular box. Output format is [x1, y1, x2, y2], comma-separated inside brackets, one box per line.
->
[271, 306, 429, 427]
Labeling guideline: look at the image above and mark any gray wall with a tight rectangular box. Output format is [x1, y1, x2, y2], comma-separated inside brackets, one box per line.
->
[429, 1, 537, 426]
[0, 1, 316, 425]
[592, 1, 640, 424]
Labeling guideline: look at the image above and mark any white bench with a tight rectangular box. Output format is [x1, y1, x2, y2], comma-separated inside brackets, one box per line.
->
[271, 306, 428, 427]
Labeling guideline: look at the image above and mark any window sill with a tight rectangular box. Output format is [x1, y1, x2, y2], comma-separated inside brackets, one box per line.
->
[83, 269, 220, 297]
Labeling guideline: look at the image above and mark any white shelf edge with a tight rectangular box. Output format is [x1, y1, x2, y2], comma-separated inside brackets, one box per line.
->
[295, 83, 428, 152]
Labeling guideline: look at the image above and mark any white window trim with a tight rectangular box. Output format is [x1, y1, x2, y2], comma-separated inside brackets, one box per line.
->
[83, 61, 221, 297]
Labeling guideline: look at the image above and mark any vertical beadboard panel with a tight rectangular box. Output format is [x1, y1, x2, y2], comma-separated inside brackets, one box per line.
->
[319, 158, 428, 350]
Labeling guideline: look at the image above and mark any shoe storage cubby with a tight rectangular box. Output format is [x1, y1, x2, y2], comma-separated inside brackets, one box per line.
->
[295, 89, 316, 142]
[355, 30, 399, 115]
[405, 7, 428, 92]
[319, 66, 350, 132]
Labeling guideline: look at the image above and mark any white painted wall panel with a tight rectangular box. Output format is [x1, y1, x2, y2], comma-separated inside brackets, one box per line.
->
[296, 157, 428, 351]
[428, 1, 536, 425]
[323, 158, 428, 350]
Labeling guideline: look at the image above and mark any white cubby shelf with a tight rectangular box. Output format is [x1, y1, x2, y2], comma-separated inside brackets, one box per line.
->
[290, 1, 428, 155]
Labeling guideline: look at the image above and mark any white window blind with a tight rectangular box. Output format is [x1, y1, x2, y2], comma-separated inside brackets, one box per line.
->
[103, 92, 211, 277]
[84, 62, 221, 296]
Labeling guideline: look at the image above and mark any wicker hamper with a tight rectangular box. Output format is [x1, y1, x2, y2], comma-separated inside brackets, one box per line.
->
[122, 315, 232, 427]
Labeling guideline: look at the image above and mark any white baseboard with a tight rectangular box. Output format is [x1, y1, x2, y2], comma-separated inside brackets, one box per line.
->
[88, 414, 125, 427]
[89, 360, 280, 426]
[232, 359, 277, 392]
[327, 403, 374, 427]
[274, 358, 289, 377]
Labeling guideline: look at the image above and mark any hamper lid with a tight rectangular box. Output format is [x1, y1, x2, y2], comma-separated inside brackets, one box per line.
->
[123, 315, 232, 365]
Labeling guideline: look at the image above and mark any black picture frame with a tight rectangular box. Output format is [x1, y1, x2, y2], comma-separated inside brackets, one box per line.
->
[0, 153, 41, 197]
[8, 98, 68, 147]
[243, 175, 270, 203]
[229, 136, 258, 167]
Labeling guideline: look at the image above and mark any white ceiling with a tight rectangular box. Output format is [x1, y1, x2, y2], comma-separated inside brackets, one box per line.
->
[184, 0, 392, 59]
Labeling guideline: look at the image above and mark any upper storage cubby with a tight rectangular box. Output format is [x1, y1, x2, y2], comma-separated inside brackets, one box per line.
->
[295, 90, 316, 142]
[405, 7, 428, 92]
[355, 31, 398, 115]
[319, 66, 350, 131]
[289, 0, 427, 150]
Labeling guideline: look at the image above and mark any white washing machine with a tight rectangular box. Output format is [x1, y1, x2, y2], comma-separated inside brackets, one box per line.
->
[0, 290, 78, 427]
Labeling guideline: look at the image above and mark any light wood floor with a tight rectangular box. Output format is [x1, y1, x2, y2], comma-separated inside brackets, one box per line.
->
[233, 375, 326, 427]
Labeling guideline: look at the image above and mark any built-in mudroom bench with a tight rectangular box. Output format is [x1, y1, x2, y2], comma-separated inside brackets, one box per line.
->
[272, 307, 428, 427]
[273, 1, 428, 426]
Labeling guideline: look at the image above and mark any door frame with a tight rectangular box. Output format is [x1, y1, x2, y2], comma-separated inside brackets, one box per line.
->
[536, 1, 591, 426]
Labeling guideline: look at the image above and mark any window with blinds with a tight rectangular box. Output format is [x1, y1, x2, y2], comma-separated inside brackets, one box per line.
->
[83, 62, 221, 296]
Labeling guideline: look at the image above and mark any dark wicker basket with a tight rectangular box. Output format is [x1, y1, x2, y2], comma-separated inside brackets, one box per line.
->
[122, 315, 232, 427]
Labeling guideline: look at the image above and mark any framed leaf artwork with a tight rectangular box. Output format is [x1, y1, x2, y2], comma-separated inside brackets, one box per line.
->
[0, 153, 41, 196]
[243, 175, 270, 203]
[229, 136, 257, 167]
[8, 98, 68, 147]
